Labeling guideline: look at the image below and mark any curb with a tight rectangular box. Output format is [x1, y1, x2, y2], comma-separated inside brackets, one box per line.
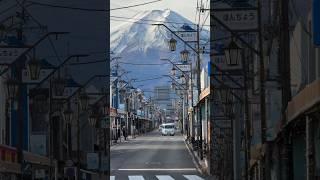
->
[184, 138, 209, 176]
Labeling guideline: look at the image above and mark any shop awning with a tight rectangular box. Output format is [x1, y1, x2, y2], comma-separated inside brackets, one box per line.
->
[0, 160, 21, 174]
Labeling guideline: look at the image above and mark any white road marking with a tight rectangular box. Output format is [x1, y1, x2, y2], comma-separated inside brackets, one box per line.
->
[118, 168, 197, 171]
[110, 176, 115, 180]
[128, 175, 145, 180]
[156, 175, 175, 180]
[183, 175, 204, 180]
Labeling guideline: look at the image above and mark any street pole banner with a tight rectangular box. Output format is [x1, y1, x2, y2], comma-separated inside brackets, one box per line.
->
[0, 47, 29, 65]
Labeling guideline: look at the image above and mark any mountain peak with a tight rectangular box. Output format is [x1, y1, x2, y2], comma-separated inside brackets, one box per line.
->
[110, 9, 196, 54]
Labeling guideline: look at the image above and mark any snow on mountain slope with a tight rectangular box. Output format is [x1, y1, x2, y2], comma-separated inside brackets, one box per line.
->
[110, 9, 210, 91]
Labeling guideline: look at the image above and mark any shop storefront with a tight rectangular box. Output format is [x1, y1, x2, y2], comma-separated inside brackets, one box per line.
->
[0, 145, 20, 179]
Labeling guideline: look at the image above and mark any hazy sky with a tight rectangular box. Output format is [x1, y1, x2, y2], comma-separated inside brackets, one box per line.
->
[110, 0, 210, 30]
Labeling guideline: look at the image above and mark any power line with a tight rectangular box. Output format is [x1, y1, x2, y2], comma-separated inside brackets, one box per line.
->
[118, 62, 169, 65]
[27, 0, 162, 12]
[69, 59, 106, 65]
[133, 76, 165, 82]
[111, 15, 209, 27]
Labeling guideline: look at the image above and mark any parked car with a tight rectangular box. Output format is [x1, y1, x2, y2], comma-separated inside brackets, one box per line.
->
[159, 125, 163, 131]
[161, 123, 175, 136]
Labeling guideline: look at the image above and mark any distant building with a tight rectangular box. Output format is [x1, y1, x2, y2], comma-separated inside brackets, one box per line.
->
[153, 86, 175, 119]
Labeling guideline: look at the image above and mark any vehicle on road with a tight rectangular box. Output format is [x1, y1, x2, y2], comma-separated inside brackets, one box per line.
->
[159, 124, 163, 131]
[161, 123, 175, 136]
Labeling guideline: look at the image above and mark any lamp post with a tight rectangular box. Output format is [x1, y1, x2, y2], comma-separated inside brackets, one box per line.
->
[224, 40, 251, 180]
[180, 49, 190, 63]
[168, 38, 177, 51]
[27, 57, 41, 80]
[224, 40, 242, 66]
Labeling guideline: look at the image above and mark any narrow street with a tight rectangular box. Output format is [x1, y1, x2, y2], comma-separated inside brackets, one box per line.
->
[111, 130, 206, 180]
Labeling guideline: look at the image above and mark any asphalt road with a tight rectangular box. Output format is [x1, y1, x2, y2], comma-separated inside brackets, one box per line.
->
[110, 130, 207, 180]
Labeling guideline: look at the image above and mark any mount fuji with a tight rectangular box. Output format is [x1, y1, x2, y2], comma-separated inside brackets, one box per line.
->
[110, 9, 210, 93]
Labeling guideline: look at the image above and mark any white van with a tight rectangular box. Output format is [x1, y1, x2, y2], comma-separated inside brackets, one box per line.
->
[161, 123, 175, 136]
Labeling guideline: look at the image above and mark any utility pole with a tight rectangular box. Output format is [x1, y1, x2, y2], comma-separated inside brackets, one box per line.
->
[17, 1, 26, 179]
[279, 0, 292, 179]
[197, 4, 203, 159]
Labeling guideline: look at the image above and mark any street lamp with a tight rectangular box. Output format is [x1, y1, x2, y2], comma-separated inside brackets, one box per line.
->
[180, 49, 189, 63]
[180, 74, 186, 84]
[171, 82, 176, 90]
[168, 38, 177, 51]
[63, 106, 74, 123]
[79, 92, 89, 111]
[171, 66, 176, 76]
[52, 77, 66, 96]
[88, 114, 97, 127]
[27, 58, 41, 80]
[224, 40, 241, 66]
[6, 78, 19, 100]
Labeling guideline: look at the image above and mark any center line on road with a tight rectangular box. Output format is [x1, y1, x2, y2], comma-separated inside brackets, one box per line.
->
[117, 168, 197, 171]
[156, 175, 175, 180]
[128, 175, 145, 180]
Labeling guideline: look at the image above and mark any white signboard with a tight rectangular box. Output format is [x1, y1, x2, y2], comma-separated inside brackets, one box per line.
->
[176, 31, 197, 42]
[0, 47, 29, 64]
[176, 64, 191, 72]
[22, 68, 55, 83]
[214, 9, 258, 31]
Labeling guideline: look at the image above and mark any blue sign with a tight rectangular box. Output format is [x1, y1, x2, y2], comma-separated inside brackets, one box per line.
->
[313, 0, 320, 46]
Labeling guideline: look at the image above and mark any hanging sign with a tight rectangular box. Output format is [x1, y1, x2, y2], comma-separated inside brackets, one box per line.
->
[214, 9, 258, 31]
[175, 64, 191, 72]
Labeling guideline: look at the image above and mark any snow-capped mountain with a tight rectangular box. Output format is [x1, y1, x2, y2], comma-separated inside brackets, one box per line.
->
[110, 9, 210, 92]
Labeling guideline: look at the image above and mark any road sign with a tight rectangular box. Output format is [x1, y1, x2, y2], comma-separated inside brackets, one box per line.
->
[175, 64, 191, 72]
[0, 47, 29, 65]
[214, 9, 258, 31]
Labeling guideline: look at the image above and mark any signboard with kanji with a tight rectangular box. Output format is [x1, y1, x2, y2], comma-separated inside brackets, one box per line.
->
[175, 64, 191, 72]
[214, 9, 258, 31]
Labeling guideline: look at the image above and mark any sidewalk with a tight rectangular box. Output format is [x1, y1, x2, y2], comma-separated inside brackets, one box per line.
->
[184, 135, 209, 176]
